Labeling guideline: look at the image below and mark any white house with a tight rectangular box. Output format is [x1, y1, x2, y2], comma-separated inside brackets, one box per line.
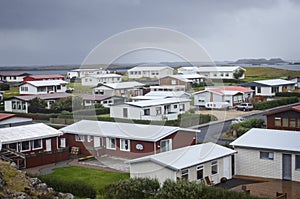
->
[150, 85, 186, 92]
[128, 142, 236, 185]
[19, 80, 68, 95]
[131, 91, 191, 101]
[178, 66, 246, 80]
[230, 128, 300, 182]
[128, 65, 174, 79]
[67, 68, 112, 79]
[193, 86, 254, 107]
[110, 98, 190, 121]
[4, 93, 72, 113]
[0, 72, 31, 83]
[81, 94, 125, 107]
[81, 74, 122, 87]
[239, 79, 295, 97]
[93, 81, 144, 98]
[289, 77, 300, 88]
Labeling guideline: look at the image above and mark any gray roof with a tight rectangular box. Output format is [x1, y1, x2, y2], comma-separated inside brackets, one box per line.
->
[254, 79, 295, 86]
[230, 128, 300, 152]
[23, 80, 68, 87]
[128, 65, 173, 72]
[179, 66, 244, 73]
[126, 98, 190, 107]
[60, 120, 198, 142]
[0, 123, 63, 145]
[128, 142, 236, 170]
[95, 81, 144, 89]
[11, 93, 72, 101]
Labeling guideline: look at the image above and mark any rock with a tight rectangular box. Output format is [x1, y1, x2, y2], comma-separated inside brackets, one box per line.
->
[31, 178, 42, 187]
[35, 183, 48, 191]
[10, 161, 17, 168]
[59, 192, 74, 199]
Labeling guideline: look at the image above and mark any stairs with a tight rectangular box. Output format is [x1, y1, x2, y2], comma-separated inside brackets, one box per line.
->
[0, 148, 26, 169]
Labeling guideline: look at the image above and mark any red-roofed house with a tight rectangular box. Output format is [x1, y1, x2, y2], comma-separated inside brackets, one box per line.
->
[0, 113, 32, 128]
[23, 74, 65, 82]
[193, 86, 254, 108]
[264, 105, 300, 130]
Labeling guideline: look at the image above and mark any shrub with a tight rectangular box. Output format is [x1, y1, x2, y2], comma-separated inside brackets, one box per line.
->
[230, 118, 265, 137]
[253, 96, 298, 110]
[38, 176, 96, 199]
[275, 92, 300, 97]
[0, 83, 10, 90]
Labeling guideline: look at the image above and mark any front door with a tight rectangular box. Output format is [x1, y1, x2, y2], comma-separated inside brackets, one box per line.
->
[94, 137, 101, 148]
[46, 139, 52, 152]
[223, 156, 231, 179]
[282, 154, 292, 180]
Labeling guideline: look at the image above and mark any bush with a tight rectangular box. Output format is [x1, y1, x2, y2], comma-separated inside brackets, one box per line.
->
[230, 118, 265, 137]
[0, 83, 10, 90]
[275, 92, 300, 97]
[253, 96, 298, 110]
[39, 176, 96, 199]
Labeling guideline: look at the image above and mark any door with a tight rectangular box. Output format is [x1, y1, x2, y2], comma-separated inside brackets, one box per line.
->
[60, 138, 66, 148]
[282, 154, 292, 180]
[223, 156, 231, 179]
[46, 139, 52, 152]
[94, 137, 101, 148]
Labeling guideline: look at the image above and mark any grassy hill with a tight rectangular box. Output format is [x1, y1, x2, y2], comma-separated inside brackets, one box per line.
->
[244, 67, 300, 81]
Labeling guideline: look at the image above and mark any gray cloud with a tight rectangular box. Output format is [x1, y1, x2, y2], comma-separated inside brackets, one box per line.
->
[0, 0, 299, 65]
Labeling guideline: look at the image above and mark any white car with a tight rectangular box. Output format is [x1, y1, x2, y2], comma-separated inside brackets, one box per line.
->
[231, 117, 245, 124]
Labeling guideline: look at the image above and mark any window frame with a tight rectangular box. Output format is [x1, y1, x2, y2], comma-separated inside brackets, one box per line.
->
[260, 151, 274, 160]
[32, 139, 42, 150]
[20, 141, 31, 152]
[196, 165, 204, 180]
[75, 135, 85, 142]
[211, 160, 218, 175]
[106, 137, 116, 150]
[120, 139, 130, 152]
[160, 139, 172, 152]
[181, 169, 189, 180]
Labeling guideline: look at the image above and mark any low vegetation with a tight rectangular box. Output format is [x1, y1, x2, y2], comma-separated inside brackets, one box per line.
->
[230, 118, 265, 137]
[275, 92, 300, 97]
[244, 67, 300, 80]
[253, 96, 298, 110]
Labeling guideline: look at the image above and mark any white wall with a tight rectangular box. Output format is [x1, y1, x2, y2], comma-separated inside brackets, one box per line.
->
[4, 99, 28, 113]
[82, 76, 122, 86]
[128, 68, 173, 79]
[194, 91, 210, 107]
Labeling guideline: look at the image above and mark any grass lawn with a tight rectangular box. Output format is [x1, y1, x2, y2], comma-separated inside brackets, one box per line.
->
[3, 86, 19, 99]
[68, 82, 92, 93]
[244, 67, 300, 79]
[42, 166, 129, 197]
[98, 113, 110, 118]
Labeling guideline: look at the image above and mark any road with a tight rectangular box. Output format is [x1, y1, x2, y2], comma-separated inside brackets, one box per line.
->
[195, 102, 300, 145]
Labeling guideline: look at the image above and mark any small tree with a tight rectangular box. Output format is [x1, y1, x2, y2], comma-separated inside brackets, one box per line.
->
[50, 96, 83, 112]
[230, 118, 265, 137]
[28, 97, 47, 113]
[233, 69, 245, 79]
[0, 83, 10, 91]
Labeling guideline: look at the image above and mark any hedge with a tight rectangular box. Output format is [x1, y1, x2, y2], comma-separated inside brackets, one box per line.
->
[0, 83, 10, 90]
[253, 96, 298, 110]
[275, 92, 300, 97]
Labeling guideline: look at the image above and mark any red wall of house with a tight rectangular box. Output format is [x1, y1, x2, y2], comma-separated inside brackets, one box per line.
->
[266, 110, 300, 130]
[26, 150, 69, 168]
[62, 134, 91, 156]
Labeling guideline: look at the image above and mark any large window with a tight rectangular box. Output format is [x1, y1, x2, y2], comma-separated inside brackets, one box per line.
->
[143, 109, 150, 116]
[106, 138, 116, 150]
[211, 160, 218, 175]
[120, 139, 130, 151]
[32, 139, 42, 150]
[290, 118, 296, 128]
[21, 141, 30, 152]
[282, 118, 289, 127]
[260, 151, 274, 160]
[75, 135, 85, 142]
[296, 155, 300, 170]
[257, 87, 261, 93]
[181, 169, 188, 180]
[160, 139, 172, 152]
[196, 165, 204, 180]
[275, 117, 281, 127]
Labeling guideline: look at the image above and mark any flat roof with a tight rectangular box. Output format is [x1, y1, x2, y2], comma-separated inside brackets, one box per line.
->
[126, 98, 190, 107]
[230, 128, 300, 152]
[0, 123, 63, 144]
[128, 142, 236, 170]
[179, 66, 244, 72]
[60, 120, 198, 142]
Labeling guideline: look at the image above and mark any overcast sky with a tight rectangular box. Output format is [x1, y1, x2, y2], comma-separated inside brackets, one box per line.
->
[0, 0, 300, 66]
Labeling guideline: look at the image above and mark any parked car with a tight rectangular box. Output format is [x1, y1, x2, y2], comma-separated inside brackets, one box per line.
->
[231, 117, 245, 124]
[235, 103, 253, 111]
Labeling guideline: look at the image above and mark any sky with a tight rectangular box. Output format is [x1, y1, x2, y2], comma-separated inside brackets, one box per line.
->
[0, 0, 300, 66]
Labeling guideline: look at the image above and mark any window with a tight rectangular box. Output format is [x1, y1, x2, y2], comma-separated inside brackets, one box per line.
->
[143, 108, 150, 116]
[282, 118, 289, 127]
[173, 105, 178, 109]
[21, 87, 28, 91]
[290, 118, 296, 128]
[213, 73, 217, 77]
[260, 151, 274, 160]
[123, 108, 128, 118]
[196, 165, 204, 180]
[21, 141, 30, 152]
[32, 139, 42, 150]
[211, 160, 218, 175]
[156, 107, 162, 115]
[57, 85, 61, 90]
[275, 117, 281, 126]
[171, 80, 176, 85]
[120, 139, 130, 151]
[257, 87, 261, 93]
[75, 135, 85, 142]
[225, 73, 229, 77]
[87, 135, 92, 142]
[106, 138, 116, 150]
[181, 169, 188, 180]
[296, 155, 300, 170]
[298, 119, 300, 128]
[179, 104, 185, 111]
[160, 139, 172, 152]
[60, 138, 66, 148]
[8, 143, 17, 151]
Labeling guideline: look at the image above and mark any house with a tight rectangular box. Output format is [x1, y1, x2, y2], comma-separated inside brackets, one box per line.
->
[81, 94, 125, 107]
[110, 98, 191, 121]
[128, 142, 236, 184]
[59, 120, 198, 159]
[178, 66, 246, 80]
[150, 85, 186, 92]
[19, 80, 68, 95]
[4, 93, 72, 113]
[230, 128, 300, 182]
[67, 68, 111, 79]
[81, 74, 122, 87]
[0, 123, 68, 168]
[131, 91, 191, 101]
[93, 81, 144, 98]
[0, 72, 31, 83]
[193, 86, 254, 108]
[128, 65, 174, 79]
[159, 75, 193, 91]
[0, 113, 32, 128]
[23, 74, 65, 82]
[264, 105, 300, 131]
[289, 77, 300, 88]
[239, 79, 295, 97]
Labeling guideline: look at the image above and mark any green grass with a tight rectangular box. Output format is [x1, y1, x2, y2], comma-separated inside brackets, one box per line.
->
[3, 86, 19, 99]
[244, 67, 300, 79]
[98, 113, 110, 118]
[41, 166, 129, 195]
[69, 82, 92, 93]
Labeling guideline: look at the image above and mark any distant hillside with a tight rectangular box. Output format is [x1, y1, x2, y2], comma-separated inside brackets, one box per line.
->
[234, 58, 286, 65]
[245, 67, 300, 79]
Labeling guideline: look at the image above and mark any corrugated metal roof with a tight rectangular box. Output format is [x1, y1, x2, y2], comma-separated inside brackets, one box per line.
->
[0, 123, 63, 144]
[128, 66, 173, 71]
[95, 81, 144, 89]
[24, 80, 68, 87]
[254, 79, 295, 86]
[26, 74, 64, 79]
[179, 66, 244, 72]
[126, 98, 190, 107]
[12, 93, 72, 101]
[0, 113, 16, 121]
[128, 142, 236, 170]
[230, 128, 300, 152]
[60, 120, 197, 142]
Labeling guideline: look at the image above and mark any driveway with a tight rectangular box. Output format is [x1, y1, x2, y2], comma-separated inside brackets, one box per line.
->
[195, 109, 261, 121]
